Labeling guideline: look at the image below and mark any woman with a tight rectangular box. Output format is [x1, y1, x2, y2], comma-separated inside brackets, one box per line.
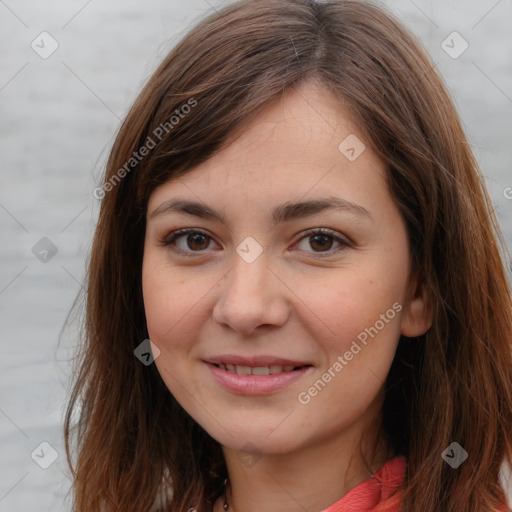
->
[65, 1, 512, 511]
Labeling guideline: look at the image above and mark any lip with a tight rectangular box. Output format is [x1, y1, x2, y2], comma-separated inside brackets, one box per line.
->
[204, 360, 313, 395]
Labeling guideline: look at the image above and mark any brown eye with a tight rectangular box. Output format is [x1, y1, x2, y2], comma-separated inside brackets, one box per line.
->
[294, 228, 350, 256]
[162, 229, 217, 254]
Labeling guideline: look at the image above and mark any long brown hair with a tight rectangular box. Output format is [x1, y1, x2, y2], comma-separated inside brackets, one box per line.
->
[64, 0, 512, 510]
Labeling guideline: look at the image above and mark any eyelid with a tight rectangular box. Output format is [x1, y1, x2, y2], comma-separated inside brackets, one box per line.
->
[295, 227, 351, 244]
[160, 228, 218, 253]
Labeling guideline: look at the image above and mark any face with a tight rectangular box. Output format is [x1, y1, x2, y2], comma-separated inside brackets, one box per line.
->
[142, 80, 430, 456]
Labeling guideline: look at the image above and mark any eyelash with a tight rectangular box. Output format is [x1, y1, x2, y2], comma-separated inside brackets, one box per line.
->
[160, 227, 352, 258]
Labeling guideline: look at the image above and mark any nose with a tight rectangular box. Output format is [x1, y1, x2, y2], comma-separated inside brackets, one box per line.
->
[212, 250, 291, 336]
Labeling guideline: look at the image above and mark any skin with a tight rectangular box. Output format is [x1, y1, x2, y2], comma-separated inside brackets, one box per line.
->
[142, 79, 432, 512]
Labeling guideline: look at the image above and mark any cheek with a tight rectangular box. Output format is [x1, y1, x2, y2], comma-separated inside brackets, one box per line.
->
[291, 264, 406, 350]
[143, 290, 198, 354]
[142, 252, 220, 364]
[142, 261, 204, 400]
[294, 284, 402, 432]
[142, 253, 191, 348]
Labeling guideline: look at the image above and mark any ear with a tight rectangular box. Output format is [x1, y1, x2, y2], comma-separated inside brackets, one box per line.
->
[400, 273, 433, 337]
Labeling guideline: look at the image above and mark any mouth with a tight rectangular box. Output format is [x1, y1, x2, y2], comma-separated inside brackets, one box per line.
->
[204, 357, 314, 395]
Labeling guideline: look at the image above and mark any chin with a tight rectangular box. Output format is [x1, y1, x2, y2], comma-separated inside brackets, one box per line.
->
[202, 421, 304, 456]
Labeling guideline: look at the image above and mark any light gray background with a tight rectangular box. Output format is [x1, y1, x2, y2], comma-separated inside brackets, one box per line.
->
[1, 0, 511, 510]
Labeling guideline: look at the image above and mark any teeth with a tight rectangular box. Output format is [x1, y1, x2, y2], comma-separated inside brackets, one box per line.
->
[269, 365, 283, 375]
[252, 366, 270, 376]
[218, 364, 302, 375]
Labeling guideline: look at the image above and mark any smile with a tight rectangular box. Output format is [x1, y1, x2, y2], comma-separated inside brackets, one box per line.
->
[205, 360, 313, 395]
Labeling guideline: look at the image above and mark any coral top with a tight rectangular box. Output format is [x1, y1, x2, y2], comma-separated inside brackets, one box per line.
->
[322, 456, 510, 512]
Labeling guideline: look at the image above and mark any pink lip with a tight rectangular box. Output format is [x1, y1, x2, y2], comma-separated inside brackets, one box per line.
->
[204, 362, 313, 395]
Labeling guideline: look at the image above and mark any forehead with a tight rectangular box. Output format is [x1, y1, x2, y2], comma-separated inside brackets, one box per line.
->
[147, 81, 389, 217]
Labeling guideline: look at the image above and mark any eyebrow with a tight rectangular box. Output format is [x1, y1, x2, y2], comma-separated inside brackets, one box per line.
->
[149, 196, 373, 223]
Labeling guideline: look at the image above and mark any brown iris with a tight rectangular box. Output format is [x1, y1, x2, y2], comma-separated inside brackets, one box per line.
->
[186, 233, 210, 251]
[309, 233, 334, 252]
